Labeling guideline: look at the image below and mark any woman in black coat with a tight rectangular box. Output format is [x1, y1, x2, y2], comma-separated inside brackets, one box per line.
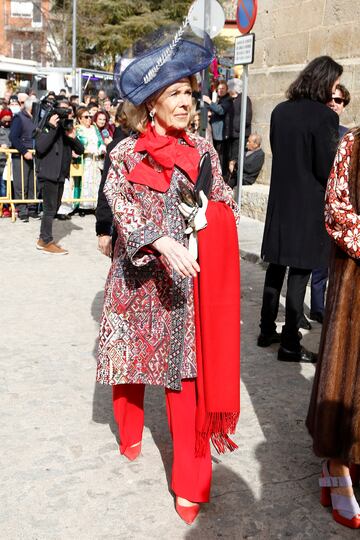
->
[95, 136, 126, 257]
[258, 56, 342, 362]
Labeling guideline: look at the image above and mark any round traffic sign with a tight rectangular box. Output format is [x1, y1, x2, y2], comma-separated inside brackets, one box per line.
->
[236, 0, 258, 34]
[189, 0, 225, 38]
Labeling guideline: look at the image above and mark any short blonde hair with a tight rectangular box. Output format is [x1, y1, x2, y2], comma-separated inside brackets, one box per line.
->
[124, 75, 198, 133]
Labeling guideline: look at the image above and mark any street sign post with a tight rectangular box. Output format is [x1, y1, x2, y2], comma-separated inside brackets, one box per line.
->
[234, 0, 257, 209]
[189, 0, 225, 137]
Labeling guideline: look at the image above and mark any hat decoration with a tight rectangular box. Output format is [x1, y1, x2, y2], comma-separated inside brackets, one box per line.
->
[115, 10, 215, 106]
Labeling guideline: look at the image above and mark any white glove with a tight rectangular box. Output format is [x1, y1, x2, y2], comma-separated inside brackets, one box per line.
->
[179, 190, 208, 232]
[179, 190, 208, 260]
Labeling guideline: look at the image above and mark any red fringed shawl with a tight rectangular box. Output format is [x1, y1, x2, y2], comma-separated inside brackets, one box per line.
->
[194, 201, 241, 456]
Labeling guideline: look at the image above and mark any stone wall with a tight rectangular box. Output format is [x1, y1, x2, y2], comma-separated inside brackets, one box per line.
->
[249, 0, 360, 185]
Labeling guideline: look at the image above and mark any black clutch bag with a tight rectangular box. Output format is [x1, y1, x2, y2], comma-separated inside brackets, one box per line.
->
[194, 152, 213, 205]
[177, 152, 213, 208]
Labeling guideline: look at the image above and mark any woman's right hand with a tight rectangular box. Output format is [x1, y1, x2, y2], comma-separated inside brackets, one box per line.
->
[151, 236, 200, 278]
[98, 235, 112, 257]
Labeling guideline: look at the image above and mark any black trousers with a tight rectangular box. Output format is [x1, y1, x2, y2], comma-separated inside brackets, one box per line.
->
[39, 179, 64, 244]
[260, 263, 311, 351]
[310, 266, 328, 315]
[12, 156, 35, 218]
[213, 139, 229, 177]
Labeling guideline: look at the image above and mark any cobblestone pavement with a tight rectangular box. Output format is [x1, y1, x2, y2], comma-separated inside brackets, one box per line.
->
[1, 216, 355, 539]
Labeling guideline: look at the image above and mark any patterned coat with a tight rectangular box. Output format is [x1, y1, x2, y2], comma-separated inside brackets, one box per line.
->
[96, 133, 239, 390]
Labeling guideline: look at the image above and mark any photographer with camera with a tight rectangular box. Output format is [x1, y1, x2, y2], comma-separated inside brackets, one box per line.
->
[34, 98, 84, 255]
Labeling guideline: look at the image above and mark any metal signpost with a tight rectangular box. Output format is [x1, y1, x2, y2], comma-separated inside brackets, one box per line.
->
[189, 0, 225, 137]
[234, 0, 257, 209]
[71, 0, 77, 94]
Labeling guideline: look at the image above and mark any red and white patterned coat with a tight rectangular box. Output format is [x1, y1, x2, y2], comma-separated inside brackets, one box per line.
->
[325, 132, 360, 259]
[96, 132, 239, 390]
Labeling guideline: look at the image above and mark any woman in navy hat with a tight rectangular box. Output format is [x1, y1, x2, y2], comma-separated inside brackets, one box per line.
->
[96, 24, 240, 524]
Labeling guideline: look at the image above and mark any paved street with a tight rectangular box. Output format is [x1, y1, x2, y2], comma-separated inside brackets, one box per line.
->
[1, 215, 355, 539]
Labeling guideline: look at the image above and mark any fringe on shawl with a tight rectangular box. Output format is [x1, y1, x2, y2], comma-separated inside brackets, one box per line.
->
[195, 412, 240, 457]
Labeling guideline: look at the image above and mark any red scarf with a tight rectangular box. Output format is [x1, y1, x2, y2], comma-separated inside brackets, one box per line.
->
[194, 201, 241, 456]
[126, 124, 200, 191]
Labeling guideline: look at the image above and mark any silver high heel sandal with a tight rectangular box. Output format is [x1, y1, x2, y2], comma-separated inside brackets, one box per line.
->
[320, 461, 360, 529]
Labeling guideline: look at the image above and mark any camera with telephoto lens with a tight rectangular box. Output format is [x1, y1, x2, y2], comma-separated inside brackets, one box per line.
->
[32, 98, 73, 136]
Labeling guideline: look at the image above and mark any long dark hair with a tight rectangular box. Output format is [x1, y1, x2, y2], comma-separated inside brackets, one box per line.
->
[286, 56, 343, 104]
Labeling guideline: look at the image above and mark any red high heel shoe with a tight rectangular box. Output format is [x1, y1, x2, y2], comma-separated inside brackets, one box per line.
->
[175, 498, 200, 525]
[121, 442, 142, 461]
[320, 461, 360, 529]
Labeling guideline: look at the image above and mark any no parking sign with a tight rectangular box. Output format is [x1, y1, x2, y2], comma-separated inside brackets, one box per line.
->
[236, 0, 257, 34]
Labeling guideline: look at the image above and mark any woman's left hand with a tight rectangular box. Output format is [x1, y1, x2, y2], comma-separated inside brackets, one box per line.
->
[151, 236, 200, 278]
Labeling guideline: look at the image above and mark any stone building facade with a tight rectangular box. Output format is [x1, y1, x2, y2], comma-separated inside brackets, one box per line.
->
[249, 0, 360, 190]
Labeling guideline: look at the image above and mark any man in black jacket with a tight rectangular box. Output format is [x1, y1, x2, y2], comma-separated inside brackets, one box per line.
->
[227, 78, 252, 185]
[243, 133, 265, 185]
[35, 99, 84, 255]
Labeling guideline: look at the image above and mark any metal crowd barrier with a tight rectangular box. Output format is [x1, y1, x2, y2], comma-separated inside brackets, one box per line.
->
[0, 149, 102, 222]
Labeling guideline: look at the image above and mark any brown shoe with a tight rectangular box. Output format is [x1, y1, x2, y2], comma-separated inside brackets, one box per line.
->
[42, 242, 68, 255]
[36, 238, 48, 250]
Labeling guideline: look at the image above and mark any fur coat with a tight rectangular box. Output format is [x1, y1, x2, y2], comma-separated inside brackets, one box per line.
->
[307, 131, 360, 463]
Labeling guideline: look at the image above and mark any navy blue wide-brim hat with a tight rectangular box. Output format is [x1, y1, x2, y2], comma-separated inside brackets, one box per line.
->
[118, 27, 215, 106]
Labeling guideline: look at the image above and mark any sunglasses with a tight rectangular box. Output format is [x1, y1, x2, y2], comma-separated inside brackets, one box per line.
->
[82, 115, 91, 119]
[331, 97, 344, 105]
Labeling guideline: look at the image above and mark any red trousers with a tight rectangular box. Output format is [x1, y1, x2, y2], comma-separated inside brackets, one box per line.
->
[112, 379, 212, 502]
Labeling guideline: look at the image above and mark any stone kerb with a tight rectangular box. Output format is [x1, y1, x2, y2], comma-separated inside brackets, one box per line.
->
[240, 184, 269, 222]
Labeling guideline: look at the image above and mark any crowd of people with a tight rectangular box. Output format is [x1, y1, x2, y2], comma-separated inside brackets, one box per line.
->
[0, 89, 128, 213]
[0, 79, 262, 230]
[0, 78, 264, 256]
[0, 88, 131, 253]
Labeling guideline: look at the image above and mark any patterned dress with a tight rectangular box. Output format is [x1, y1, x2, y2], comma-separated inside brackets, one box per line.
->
[96, 133, 239, 390]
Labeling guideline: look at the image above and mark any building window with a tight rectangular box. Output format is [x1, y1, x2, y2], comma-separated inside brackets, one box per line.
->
[10, 1, 33, 18]
[32, 0, 42, 25]
[23, 42, 32, 59]
[12, 40, 34, 60]
[12, 41, 22, 58]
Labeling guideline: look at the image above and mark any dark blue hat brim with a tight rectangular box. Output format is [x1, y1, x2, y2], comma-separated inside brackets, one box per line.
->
[120, 38, 215, 106]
